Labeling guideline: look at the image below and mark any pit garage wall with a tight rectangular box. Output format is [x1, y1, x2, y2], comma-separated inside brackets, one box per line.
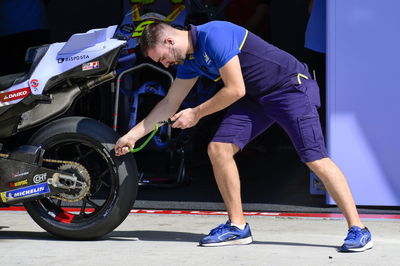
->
[326, 0, 400, 205]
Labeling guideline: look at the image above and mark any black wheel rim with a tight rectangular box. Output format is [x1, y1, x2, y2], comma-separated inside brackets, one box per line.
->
[32, 134, 118, 225]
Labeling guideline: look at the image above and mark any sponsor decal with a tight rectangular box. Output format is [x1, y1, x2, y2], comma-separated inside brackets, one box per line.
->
[30, 79, 39, 88]
[132, 20, 155, 38]
[9, 179, 28, 188]
[130, 0, 184, 24]
[164, 4, 185, 22]
[1, 183, 50, 203]
[120, 24, 134, 34]
[0, 87, 31, 102]
[115, 33, 129, 40]
[58, 54, 89, 64]
[203, 52, 211, 65]
[82, 61, 100, 71]
[131, 4, 141, 21]
[11, 172, 29, 178]
[33, 173, 47, 184]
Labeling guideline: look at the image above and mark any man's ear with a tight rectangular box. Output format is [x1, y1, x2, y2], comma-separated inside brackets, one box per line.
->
[164, 36, 174, 45]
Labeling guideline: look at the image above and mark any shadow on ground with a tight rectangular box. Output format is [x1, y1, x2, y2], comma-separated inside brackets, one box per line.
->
[0, 229, 339, 251]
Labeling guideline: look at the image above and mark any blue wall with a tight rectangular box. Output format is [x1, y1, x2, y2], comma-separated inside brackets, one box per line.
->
[327, 0, 400, 205]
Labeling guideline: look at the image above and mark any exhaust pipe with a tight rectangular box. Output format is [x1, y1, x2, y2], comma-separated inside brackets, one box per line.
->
[80, 71, 116, 91]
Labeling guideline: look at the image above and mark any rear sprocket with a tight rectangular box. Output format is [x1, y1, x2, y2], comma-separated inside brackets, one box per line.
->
[50, 164, 91, 202]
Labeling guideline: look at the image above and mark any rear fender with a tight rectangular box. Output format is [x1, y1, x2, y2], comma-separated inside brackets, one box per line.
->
[29, 26, 125, 95]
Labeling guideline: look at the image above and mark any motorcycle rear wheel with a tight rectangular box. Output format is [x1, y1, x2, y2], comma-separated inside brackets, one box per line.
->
[24, 116, 137, 239]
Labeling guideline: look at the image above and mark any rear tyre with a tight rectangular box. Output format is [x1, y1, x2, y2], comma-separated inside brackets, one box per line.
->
[24, 116, 137, 239]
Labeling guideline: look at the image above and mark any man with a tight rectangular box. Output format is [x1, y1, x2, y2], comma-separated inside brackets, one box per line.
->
[114, 21, 373, 252]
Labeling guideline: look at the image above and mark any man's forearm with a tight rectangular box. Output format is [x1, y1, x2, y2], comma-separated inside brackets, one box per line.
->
[193, 55, 245, 120]
[127, 77, 198, 140]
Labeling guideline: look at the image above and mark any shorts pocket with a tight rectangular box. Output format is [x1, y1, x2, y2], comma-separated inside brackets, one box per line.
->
[295, 79, 321, 108]
[306, 80, 321, 108]
[298, 115, 324, 148]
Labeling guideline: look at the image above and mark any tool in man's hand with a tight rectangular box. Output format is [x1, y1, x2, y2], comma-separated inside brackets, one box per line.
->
[129, 119, 175, 153]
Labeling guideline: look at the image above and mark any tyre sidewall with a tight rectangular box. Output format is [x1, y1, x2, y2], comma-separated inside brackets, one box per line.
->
[24, 116, 138, 239]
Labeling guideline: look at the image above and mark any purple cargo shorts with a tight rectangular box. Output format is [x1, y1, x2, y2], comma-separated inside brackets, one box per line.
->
[211, 78, 328, 163]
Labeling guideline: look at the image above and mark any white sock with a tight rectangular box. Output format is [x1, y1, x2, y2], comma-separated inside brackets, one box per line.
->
[231, 223, 246, 230]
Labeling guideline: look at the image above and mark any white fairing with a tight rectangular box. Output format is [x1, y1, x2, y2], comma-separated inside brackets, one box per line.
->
[29, 25, 125, 95]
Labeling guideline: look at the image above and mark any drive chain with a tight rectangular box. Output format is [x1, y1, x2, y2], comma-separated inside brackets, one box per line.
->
[0, 153, 91, 202]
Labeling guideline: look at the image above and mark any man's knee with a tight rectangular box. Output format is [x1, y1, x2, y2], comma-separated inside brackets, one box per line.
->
[306, 157, 330, 173]
[207, 142, 239, 162]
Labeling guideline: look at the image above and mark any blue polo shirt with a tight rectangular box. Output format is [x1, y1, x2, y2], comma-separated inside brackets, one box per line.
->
[177, 21, 309, 97]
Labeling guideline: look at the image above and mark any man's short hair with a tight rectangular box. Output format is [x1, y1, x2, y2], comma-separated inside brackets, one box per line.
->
[139, 21, 171, 56]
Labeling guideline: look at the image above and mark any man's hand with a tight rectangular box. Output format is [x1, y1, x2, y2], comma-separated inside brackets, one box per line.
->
[171, 108, 200, 129]
[114, 133, 137, 156]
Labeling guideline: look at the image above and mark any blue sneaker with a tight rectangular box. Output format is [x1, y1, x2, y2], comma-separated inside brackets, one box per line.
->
[199, 220, 253, 247]
[340, 226, 373, 252]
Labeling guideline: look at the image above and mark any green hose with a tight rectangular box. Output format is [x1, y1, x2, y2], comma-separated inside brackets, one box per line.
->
[129, 123, 160, 153]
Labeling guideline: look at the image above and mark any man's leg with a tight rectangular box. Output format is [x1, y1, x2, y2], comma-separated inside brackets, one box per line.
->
[198, 98, 274, 246]
[206, 97, 274, 226]
[199, 141, 253, 246]
[306, 158, 363, 228]
[307, 158, 373, 252]
[266, 80, 372, 251]
[207, 141, 244, 225]
[267, 81, 364, 229]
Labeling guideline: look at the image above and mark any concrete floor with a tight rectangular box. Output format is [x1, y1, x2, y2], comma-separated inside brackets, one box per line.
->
[1, 211, 399, 266]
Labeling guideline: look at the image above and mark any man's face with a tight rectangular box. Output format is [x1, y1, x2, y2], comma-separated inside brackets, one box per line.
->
[148, 42, 185, 68]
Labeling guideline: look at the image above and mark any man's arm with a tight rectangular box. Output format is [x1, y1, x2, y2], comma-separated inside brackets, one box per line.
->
[114, 77, 198, 156]
[171, 55, 245, 129]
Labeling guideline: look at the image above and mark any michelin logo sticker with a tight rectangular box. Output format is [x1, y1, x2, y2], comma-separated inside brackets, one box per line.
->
[1, 183, 50, 203]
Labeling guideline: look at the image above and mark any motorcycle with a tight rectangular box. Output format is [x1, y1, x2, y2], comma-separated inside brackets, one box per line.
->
[0, 25, 137, 240]
[0, 0, 227, 239]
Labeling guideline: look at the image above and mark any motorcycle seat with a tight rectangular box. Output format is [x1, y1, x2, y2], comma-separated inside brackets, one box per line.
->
[0, 44, 49, 92]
